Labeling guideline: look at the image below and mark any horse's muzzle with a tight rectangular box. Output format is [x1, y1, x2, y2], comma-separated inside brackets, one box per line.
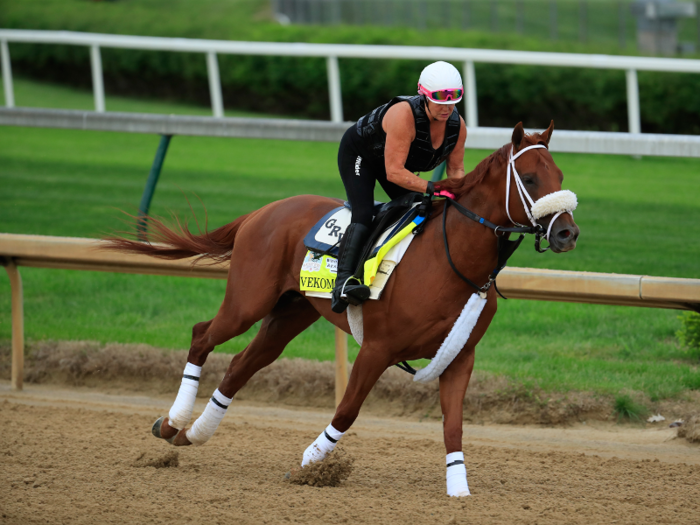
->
[548, 218, 580, 253]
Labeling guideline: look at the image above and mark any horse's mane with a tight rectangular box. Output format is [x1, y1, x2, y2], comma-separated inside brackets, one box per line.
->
[437, 144, 509, 198]
[438, 132, 545, 198]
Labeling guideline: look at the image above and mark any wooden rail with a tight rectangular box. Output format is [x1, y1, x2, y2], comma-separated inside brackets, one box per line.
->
[2, 233, 699, 394]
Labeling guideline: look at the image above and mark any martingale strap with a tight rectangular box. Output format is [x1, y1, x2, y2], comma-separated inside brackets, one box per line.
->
[442, 202, 484, 295]
[441, 197, 538, 295]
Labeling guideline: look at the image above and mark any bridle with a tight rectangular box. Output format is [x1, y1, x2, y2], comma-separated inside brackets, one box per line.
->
[505, 144, 577, 253]
[439, 142, 578, 296]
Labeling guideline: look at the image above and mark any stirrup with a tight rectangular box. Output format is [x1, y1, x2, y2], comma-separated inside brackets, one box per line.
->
[340, 276, 371, 306]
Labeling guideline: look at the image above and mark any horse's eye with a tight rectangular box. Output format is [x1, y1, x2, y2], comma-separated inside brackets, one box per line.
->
[523, 177, 535, 185]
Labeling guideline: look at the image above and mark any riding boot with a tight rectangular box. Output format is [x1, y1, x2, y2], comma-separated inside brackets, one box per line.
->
[331, 223, 372, 314]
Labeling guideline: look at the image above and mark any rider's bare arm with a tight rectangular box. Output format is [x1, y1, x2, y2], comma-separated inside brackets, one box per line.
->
[445, 118, 467, 180]
[383, 103, 431, 194]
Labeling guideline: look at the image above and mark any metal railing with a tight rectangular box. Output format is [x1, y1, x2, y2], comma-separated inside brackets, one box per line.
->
[3, 29, 700, 133]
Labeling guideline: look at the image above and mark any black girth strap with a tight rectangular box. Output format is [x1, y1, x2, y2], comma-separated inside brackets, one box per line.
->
[395, 361, 417, 375]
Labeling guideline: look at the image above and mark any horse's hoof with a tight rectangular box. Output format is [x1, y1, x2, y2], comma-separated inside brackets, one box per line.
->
[152, 417, 178, 443]
[152, 417, 166, 438]
[172, 429, 192, 447]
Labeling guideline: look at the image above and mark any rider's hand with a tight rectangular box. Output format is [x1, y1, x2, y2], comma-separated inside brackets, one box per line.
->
[418, 181, 455, 217]
[432, 182, 455, 200]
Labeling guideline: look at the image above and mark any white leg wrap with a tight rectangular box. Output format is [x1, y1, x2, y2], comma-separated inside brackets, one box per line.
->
[185, 389, 232, 446]
[301, 424, 345, 467]
[446, 452, 471, 497]
[168, 363, 202, 429]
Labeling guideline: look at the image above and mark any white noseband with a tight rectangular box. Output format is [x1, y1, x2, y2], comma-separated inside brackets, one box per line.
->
[505, 144, 578, 243]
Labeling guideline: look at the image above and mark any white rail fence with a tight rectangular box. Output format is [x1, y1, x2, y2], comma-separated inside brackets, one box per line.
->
[3, 29, 700, 133]
[4, 107, 700, 157]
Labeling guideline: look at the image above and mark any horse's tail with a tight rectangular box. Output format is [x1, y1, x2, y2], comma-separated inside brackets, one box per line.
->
[102, 211, 257, 265]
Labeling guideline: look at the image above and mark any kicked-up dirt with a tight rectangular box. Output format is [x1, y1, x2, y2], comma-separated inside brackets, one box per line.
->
[1, 381, 699, 525]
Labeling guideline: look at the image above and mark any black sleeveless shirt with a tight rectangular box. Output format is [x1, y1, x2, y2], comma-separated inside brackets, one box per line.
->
[355, 95, 461, 173]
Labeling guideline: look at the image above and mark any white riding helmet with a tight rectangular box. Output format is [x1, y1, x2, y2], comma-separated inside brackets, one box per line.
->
[417, 61, 464, 105]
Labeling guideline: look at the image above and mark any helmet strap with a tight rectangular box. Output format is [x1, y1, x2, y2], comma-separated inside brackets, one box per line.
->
[423, 96, 438, 121]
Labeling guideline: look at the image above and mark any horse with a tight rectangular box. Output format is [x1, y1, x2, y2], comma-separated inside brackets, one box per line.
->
[104, 121, 579, 497]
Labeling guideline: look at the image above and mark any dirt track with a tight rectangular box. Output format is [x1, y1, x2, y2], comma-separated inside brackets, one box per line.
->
[1, 381, 699, 525]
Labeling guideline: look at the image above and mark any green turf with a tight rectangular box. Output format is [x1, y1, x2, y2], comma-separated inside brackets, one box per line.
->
[1, 79, 699, 399]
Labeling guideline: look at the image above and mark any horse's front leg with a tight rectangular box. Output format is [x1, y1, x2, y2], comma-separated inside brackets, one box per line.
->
[301, 343, 391, 466]
[439, 344, 476, 497]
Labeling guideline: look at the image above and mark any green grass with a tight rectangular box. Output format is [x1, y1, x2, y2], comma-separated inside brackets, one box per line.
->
[1, 79, 699, 399]
[613, 394, 650, 422]
[677, 312, 700, 361]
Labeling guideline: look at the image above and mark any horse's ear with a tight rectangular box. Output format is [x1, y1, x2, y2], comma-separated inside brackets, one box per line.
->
[541, 120, 555, 147]
[512, 122, 525, 152]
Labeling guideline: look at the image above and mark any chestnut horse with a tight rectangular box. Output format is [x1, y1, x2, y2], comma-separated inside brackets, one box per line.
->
[105, 121, 579, 497]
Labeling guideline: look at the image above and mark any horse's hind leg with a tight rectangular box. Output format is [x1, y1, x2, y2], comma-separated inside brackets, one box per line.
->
[155, 280, 282, 440]
[165, 292, 320, 446]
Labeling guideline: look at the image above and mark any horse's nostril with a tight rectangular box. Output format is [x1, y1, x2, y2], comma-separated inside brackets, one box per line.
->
[557, 229, 571, 239]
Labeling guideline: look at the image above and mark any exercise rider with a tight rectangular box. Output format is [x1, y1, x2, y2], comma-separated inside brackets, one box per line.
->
[331, 61, 468, 313]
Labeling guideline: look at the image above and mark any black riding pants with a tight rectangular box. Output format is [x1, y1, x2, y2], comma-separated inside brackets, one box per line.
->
[337, 126, 412, 228]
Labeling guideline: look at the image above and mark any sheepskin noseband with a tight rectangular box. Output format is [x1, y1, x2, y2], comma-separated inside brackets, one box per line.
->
[530, 189, 578, 220]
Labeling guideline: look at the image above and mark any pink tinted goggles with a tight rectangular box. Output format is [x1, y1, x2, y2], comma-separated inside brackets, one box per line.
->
[418, 84, 464, 103]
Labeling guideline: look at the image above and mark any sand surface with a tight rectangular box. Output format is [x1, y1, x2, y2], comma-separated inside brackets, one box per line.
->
[1, 381, 698, 524]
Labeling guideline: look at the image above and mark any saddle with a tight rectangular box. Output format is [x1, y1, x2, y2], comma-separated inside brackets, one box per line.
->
[301, 193, 424, 299]
[304, 193, 422, 258]
[303, 193, 422, 258]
